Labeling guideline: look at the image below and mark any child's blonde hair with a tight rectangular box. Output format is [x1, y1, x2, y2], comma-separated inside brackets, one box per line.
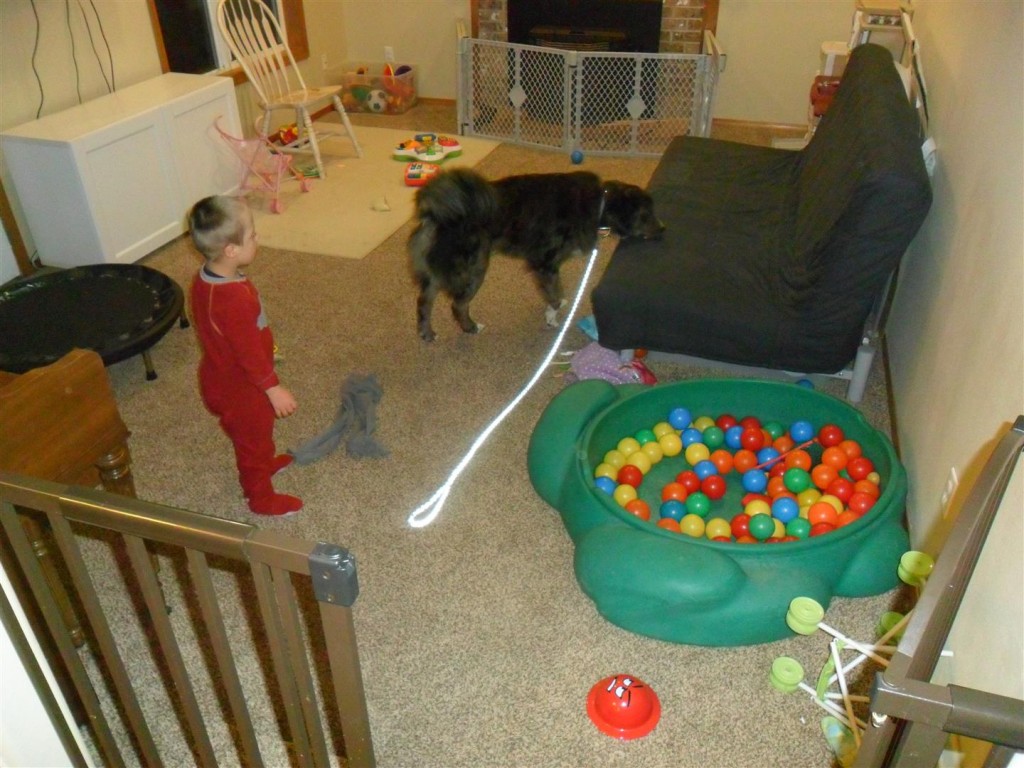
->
[188, 195, 250, 261]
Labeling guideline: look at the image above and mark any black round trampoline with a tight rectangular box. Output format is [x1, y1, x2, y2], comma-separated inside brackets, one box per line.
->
[0, 264, 185, 380]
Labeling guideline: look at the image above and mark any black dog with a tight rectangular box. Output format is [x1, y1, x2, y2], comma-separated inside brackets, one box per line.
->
[409, 167, 664, 341]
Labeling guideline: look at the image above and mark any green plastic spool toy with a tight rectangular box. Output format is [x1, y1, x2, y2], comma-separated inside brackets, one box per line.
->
[527, 378, 909, 646]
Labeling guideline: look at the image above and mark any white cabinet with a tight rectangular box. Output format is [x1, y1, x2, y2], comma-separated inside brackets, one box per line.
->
[1, 73, 242, 268]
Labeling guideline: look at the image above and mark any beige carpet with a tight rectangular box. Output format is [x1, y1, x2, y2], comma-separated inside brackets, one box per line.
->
[249, 126, 499, 259]
[67, 109, 908, 767]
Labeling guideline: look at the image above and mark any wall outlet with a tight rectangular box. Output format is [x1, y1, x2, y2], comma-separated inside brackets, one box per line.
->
[940, 466, 959, 516]
[384, 45, 395, 62]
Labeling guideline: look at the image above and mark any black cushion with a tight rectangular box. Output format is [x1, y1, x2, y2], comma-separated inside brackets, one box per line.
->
[592, 43, 932, 373]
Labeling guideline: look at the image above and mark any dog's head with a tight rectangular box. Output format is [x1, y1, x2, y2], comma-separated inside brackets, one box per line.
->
[601, 181, 665, 240]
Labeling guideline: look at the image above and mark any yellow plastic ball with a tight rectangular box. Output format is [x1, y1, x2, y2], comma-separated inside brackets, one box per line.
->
[658, 432, 683, 457]
[867, 471, 881, 485]
[653, 421, 675, 438]
[603, 449, 627, 470]
[613, 484, 638, 507]
[684, 442, 711, 466]
[617, 437, 641, 457]
[593, 463, 618, 480]
[797, 488, 822, 507]
[819, 494, 844, 514]
[773, 518, 786, 538]
[679, 513, 707, 537]
[624, 449, 652, 475]
[705, 517, 732, 539]
[641, 440, 664, 465]
[692, 415, 716, 431]
[799, 504, 811, 519]
[745, 499, 771, 518]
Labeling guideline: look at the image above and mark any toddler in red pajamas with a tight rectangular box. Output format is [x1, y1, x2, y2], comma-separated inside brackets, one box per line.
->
[187, 195, 302, 516]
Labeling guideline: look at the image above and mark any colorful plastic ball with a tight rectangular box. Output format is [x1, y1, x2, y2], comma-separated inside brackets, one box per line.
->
[724, 425, 744, 450]
[702, 426, 725, 448]
[624, 450, 652, 475]
[735, 534, 758, 544]
[848, 492, 877, 515]
[767, 476, 789, 498]
[692, 415, 716, 432]
[853, 479, 880, 498]
[811, 464, 838, 490]
[769, 461, 787, 478]
[771, 497, 799, 524]
[594, 463, 618, 480]
[716, 414, 738, 430]
[570, 149, 584, 164]
[680, 427, 704, 447]
[624, 499, 651, 520]
[730, 513, 751, 538]
[773, 434, 796, 454]
[679, 513, 706, 537]
[613, 484, 638, 507]
[684, 443, 711, 466]
[659, 500, 686, 521]
[821, 446, 850, 471]
[818, 494, 845, 514]
[748, 513, 776, 541]
[603, 449, 627, 469]
[641, 441, 664, 465]
[818, 424, 845, 447]
[826, 477, 855, 504]
[617, 465, 644, 487]
[846, 456, 875, 481]
[784, 449, 813, 471]
[652, 421, 675, 438]
[786, 517, 812, 538]
[783, 467, 812, 493]
[740, 427, 765, 451]
[744, 498, 771, 518]
[796, 487, 822, 508]
[668, 407, 692, 430]
[700, 474, 727, 500]
[756, 447, 781, 468]
[742, 492, 770, 508]
[796, 378, 815, 389]
[676, 470, 701, 493]
[838, 439, 863, 460]
[733, 449, 758, 473]
[741, 469, 768, 494]
[866, 471, 881, 485]
[772, 518, 786, 538]
[595, 476, 617, 495]
[808, 501, 839, 526]
[657, 432, 683, 457]
[809, 521, 836, 537]
[739, 416, 762, 430]
[617, 437, 641, 456]
[709, 449, 734, 474]
[705, 517, 731, 540]
[634, 428, 657, 446]
[763, 421, 786, 440]
[661, 482, 689, 502]
[693, 459, 718, 480]
[836, 509, 862, 527]
[685, 492, 711, 518]
[656, 518, 681, 533]
[789, 420, 815, 443]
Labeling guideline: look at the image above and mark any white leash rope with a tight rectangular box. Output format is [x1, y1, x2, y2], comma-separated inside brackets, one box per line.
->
[407, 245, 601, 528]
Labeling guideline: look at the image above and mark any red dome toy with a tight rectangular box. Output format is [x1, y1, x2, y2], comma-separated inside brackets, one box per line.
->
[586, 674, 660, 740]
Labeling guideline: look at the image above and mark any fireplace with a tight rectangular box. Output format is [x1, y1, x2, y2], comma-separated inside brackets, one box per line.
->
[507, 0, 663, 53]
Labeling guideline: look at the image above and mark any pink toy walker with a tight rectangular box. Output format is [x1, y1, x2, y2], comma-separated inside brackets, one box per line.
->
[215, 118, 312, 214]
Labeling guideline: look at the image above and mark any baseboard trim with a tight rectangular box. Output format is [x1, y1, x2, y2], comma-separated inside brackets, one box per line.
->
[711, 118, 808, 138]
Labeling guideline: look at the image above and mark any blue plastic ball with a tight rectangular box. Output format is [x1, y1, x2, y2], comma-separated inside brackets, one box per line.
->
[570, 149, 584, 164]
[756, 447, 782, 468]
[724, 425, 744, 450]
[741, 469, 769, 493]
[660, 499, 686, 521]
[680, 427, 704, 447]
[668, 407, 692, 430]
[790, 420, 815, 443]
[772, 497, 799, 524]
[796, 378, 815, 389]
[693, 459, 718, 480]
[595, 476, 617, 495]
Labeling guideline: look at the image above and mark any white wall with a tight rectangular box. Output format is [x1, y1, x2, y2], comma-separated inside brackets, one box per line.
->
[338, 0, 468, 99]
[886, 0, 1024, 709]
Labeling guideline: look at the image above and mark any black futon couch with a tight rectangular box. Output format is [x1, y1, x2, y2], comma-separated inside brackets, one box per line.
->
[592, 43, 932, 384]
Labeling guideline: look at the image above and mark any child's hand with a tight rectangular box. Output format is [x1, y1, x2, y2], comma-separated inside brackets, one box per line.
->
[266, 385, 298, 418]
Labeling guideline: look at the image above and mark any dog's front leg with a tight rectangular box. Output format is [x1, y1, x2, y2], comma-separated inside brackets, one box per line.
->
[534, 267, 566, 327]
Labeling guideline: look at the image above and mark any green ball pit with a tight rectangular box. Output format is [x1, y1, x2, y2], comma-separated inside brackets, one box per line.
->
[527, 378, 908, 646]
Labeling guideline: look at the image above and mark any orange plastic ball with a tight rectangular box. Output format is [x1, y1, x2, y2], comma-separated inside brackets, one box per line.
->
[656, 518, 682, 533]
[733, 449, 759, 473]
[811, 464, 838, 490]
[821, 446, 849, 471]
[808, 501, 839, 526]
[784, 449, 813, 471]
[709, 449, 734, 475]
[838, 439, 863, 460]
[624, 499, 651, 521]
[661, 482, 689, 502]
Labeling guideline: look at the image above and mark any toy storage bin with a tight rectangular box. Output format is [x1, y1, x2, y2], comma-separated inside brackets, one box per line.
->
[336, 62, 417, 115]
[527, 378, 909, 646]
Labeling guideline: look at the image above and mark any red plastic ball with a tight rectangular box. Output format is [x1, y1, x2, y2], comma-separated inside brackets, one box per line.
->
[826, 477, 855, 504]
[739, 416, 762, 430]
[716, 414, 738, 430]
[700, 474, 727, 500]
[809, 522, 836, 537]
[846, 456, 875, 481]
[730, 513, 751, 538]
[740, 427, 765, 451]
[675, 470, 701, 493]
[818, 424, 845, 447]
[847, 491, 877, 515]
[853, 479, 881, 498]
[617, 465, 644, 487]
[624, 499, 651, 521]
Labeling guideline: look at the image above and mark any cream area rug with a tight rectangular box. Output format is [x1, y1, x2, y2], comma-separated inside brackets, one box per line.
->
[249, 126, 499, 258]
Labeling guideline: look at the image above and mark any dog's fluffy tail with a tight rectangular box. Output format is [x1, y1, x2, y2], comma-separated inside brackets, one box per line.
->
[413, 168, 499, 227]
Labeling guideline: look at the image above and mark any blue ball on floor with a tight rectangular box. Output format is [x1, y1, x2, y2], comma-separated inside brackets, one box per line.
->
[570, 149, 584, 164]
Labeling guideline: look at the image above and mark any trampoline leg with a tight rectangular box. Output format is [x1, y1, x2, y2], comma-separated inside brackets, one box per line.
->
[846, 343, 875, 404]
[143, 351, 158, 381]
[178, 312, 190, 330]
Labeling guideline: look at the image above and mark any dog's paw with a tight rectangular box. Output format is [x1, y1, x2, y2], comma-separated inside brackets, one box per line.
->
[545, 304, 563, 328]
[467, 322, 485, 334]
[419, 329, 437, 342]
